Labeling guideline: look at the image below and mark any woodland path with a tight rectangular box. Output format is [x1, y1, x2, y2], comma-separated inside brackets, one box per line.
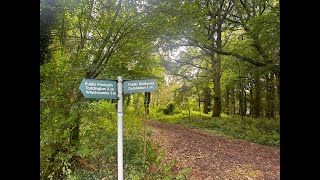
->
[146, 120, 280, 180]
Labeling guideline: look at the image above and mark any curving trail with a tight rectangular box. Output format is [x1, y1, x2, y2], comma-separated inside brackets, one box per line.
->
[146, 120, 280, 180]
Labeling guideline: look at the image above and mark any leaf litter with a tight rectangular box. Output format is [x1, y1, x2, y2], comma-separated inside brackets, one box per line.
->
[146, 120, 280, 180]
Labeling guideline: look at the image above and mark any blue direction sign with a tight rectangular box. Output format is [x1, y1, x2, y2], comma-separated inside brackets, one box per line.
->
[79, 79, 117, 99]
[123, 79, 158, 94]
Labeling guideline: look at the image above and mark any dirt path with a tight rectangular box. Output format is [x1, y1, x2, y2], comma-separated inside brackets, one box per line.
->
[146, 120, 280, 180]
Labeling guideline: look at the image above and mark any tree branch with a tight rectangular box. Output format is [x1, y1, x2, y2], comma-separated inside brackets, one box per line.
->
[213, 48, 266, 67]
[175, 58, 213, 72]
[225, 17, 240, 24]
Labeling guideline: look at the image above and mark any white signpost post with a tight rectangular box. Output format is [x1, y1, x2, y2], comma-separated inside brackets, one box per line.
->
[79, 77, 158, 180]
[117, 76, 124, 180]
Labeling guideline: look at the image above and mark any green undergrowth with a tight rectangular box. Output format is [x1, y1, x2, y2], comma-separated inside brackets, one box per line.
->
[40, 100, 189, 179]
[149, 108, 280, 147]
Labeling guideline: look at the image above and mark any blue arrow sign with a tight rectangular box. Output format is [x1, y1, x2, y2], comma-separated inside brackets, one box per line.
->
[123, 79, 158, 94]
[79, 79, 117, 99]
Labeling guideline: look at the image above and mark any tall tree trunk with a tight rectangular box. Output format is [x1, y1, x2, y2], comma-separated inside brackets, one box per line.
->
[144, 92, 151, 115]
[156, 92, 159, 106]
[195, 85, 201, 114]
[238, 83, 245, 117]
[70, 114, 80, 148]
[249, 84, 254, 116]
[253, 72, 261, 118]
[244, 87, 247, 115]
[266, 73, 275, 118]
[68, 0, 97, 150]
[211, 21, 222, 117]
[225, 85, 230, 115]
[126, 94, 131, 106]
[236, 56, 245, 117]
[69, 91, 84, 150]
[198, 93, 201, 114]
[134, 93, 140, 115]
[212, 63, 221, 117]
[203, 86, 210, 114]
[59, 17, 66, 47]
[229, 85, 235, 115]
[275, 72, 280, 116]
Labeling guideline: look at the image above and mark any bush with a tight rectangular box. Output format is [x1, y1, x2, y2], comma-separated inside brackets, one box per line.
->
[163, 103, 175, 115]
[64, 101, 191, 179]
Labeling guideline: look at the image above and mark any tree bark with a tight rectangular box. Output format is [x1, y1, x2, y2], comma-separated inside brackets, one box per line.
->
[69, 91, 84, 150]
[266, 73, 275, 118]
[59, 17, 66, 47]
[203, 86, 210, 114]
[238, 83, 245, 117]
[211, 21, 222, 118]
[249, 83, 254, 116]
[156, 92, 159, 106]
[212, 63, 221, 117]
[126, 94, 131, 106]
[244, 87, 247, 115]
[229, 85, 235, 115]
[253, 72, 261, 118]
[225, 85, 230, 115]
[134, 93, 140, 115]
[144, 92, 151, 115]
[275, 72, 280, 116]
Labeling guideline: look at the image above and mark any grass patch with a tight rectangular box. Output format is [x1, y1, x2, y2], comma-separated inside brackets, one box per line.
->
[71, 102, 188, 179]
[41, 101, 189, 179]
[149, 109, 280, 147]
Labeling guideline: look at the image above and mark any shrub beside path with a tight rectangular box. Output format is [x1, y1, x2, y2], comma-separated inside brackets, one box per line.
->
[146, 120, 280, 180]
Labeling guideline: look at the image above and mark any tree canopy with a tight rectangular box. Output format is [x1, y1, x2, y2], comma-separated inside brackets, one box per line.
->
[40, 0, 279, 179]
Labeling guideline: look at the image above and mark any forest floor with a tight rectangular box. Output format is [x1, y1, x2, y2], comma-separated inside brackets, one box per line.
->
[146, 120, 280, 180]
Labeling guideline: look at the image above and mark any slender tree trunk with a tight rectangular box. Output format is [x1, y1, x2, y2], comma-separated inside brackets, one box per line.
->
[225, 85, 230, 115]
[69, 67, 94, 148]
[239, 87, 245, 123]
[244, 88, 247, 115]
[236, 56, 245, 117]
[212, 65, 221, 117]
[144, 92, 151, 115]
[126, 94, 131, 106]
[211, 21, 222, 117]
[275, 72, 280, 116]
[266, 73, 275, 118]
[156, 92, 159, 106]
[195, 85, 201, 114]
[203, 87, 210, 114]
[198, 95, 201, 114]
[70, 114, 80, 148]
[238, 83, 245, 117]
[60, 17, 66, 47]
[253, 72, 261, 118]
[69, 91, 84, 150]
[249, 84, 254, 116]
[68, 0, 97, 150]
[134, 93, 140, 115]
[185, 96, 191, 120]
[229, 85, 235, 115]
